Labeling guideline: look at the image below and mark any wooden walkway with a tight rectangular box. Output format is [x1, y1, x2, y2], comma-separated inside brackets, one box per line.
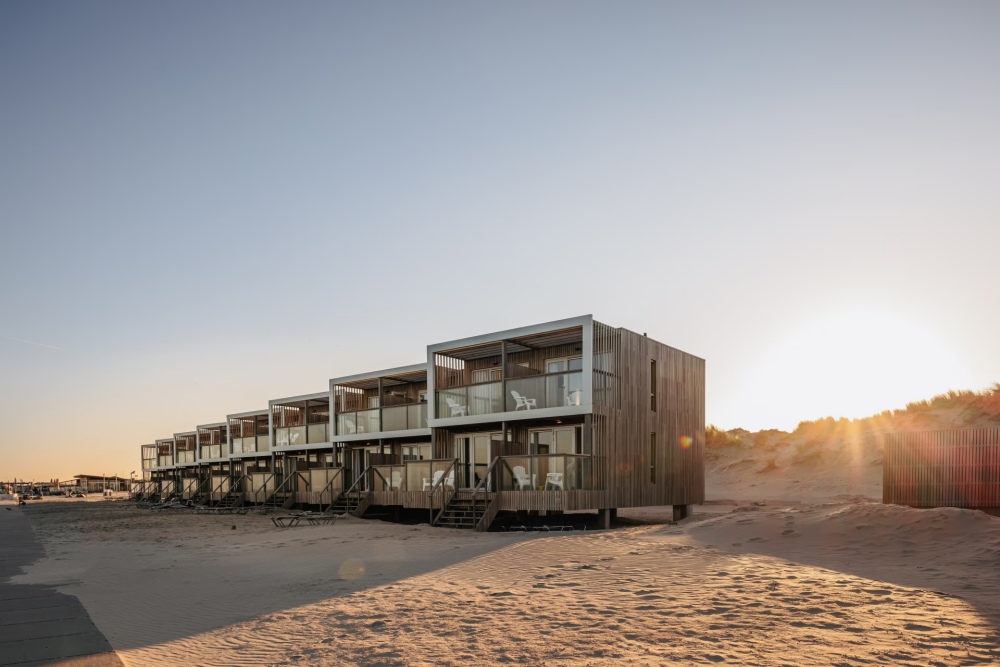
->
[0, 507, 122, 667]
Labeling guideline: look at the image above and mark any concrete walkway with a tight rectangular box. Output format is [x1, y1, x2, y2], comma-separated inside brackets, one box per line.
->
[0, 507, 122, 667]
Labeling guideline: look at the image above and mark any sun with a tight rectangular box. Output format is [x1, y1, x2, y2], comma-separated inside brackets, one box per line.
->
[737, 311, 971, 431]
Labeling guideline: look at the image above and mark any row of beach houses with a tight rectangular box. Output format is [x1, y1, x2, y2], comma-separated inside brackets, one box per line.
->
[136, 315, 706, 530]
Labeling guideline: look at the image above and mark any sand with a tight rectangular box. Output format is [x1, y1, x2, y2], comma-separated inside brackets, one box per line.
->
[6, 452, 1000, 666]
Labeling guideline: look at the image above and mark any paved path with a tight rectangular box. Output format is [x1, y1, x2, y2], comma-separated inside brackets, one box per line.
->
[0, 507, 122, 667]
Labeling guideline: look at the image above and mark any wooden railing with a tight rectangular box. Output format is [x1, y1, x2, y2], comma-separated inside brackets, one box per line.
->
[340, 467, 373, 516]
[263, 472, 297, 507]
[427, 458, 458, 526]
[471, 456, 502, 532]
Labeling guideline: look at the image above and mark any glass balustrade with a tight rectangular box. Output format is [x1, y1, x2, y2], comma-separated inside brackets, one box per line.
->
[499, 455, 592, 491]
[381, 403, 429, 432]
[437, 382, 503, 419]
[505, 371, 583, 411]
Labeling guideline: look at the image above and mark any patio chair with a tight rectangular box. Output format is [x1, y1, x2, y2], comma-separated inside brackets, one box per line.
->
[564, 390, 582, 406]
[423, 470, 443, 491]
[390, 471, 402, 490]
[545, 472, 565, 491]
[445, 398, 468, 417]
[511, 390, 537, 411]
[512, 466, 536, 491]
[445, 470, 455, 488]
[344, 418, 358, 434]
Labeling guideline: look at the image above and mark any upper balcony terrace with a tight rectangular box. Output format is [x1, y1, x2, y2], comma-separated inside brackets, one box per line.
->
[429, 316, 594, 427]
[174, 432, 197, 466]
[197, 423, 229, 461]
[228, 410, 270, 456]
[331, 364, 430, 442]
[141, 444, 156, 471]
[270, 392, 332, 450]
[154, 439, 174, 468]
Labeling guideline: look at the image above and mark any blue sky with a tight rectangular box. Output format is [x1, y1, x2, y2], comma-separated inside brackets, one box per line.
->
[2, 1, 998, 480]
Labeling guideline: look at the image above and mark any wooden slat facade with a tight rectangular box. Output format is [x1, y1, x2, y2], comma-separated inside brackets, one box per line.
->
[884, 428, 1000, 515]
[592, 323, 705, 509]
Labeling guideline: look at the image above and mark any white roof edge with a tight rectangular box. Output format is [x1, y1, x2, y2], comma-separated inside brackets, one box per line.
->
[329, 362, 428, 387]
[196, 422, 228, 429]
[427, 315, 593, 353]
[226, 409, 268, 418]
[268, 390, 330, 405]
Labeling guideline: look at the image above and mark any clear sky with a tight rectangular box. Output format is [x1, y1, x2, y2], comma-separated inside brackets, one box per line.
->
[1, 2, 998, 482]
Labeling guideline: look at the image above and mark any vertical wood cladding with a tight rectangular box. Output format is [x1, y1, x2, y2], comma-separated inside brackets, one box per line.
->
[884, 429, 1000, 512]
[592, 322, 705, 509]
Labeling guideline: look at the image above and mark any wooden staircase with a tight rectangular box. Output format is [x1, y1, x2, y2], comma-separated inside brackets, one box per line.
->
[436, 493, 495, 530]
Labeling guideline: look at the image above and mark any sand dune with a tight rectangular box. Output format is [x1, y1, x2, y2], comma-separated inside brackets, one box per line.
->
[11, 498, 1000, 666]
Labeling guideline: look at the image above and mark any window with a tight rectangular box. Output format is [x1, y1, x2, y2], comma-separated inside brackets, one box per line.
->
[472, 368, 501, 383]
[650, 433, 656, 483]
[650, 360, 657, 411]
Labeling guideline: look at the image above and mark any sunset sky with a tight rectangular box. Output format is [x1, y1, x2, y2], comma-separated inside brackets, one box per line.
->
[1, 1, 998, 481]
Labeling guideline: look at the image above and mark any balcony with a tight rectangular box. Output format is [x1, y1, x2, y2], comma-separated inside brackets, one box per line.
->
[199, 445, 224, 460]
[332, 365, 430, 439]
[232, 435, 270, 454]
[436, 371, 583, 418]
[274, 423, 330, 448]
[370, 459, 455, 492]
[430, 320, 589, 423]
[382, 403, 429, 431]
[498, 454, 593, 491]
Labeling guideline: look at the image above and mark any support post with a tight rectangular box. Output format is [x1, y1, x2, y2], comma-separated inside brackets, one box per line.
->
[597, 508, 611, 530]
[672, 504, 689, 522]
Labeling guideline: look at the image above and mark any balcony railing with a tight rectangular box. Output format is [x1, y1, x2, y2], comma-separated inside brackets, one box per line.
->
[381, 403, 429, 432]
[505, 371, 583, 411]
[175, 450, 196, 464]
[498, 454, 593, 491]
[369, 459, 455, 493]
[274, 423, 330, 448]
[436, 381, 503, 418]
[436, 370, 584, 419]
[199, 445, 224, 460]
[336, 408, 380, 436]
[231, 435, 270, 454]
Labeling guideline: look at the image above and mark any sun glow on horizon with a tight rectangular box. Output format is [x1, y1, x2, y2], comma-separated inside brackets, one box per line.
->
[733, 311, 973, 432]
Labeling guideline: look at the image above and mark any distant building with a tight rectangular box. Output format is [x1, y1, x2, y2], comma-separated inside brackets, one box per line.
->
[73, 475, 131, 493]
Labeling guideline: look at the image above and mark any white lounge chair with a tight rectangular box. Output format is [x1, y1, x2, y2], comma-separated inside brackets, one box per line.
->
[511, 390, 537, 411]
[545, 472, 564, 491]
[422, 470, 443, 491]
[512, 466, 535, 491]
[445, 471, 455, 488]
[445, 398, 467, 417]
[343, 418, 358, 434]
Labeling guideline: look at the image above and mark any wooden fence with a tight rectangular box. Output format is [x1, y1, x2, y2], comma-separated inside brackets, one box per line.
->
[884, 428, 1000, 513]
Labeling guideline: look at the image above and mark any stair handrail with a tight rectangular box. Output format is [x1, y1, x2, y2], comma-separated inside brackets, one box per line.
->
[338, 466, 375, 515]
[196, 473, 213, 499]
[246, 472, 274, 504]
[263, 470, 298, 507]
[210, 474, 233, 506]
[469, 456, 504, 529]
[426, 458, 458, 526]
[318, 468, 346, 513]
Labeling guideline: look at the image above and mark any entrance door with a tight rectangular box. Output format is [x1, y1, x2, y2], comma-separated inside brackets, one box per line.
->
[454, 433, 495, 489]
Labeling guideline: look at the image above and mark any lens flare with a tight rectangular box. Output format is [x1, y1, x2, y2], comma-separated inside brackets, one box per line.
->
[339, 558, 366, 581]
[680, 435, 693, 449]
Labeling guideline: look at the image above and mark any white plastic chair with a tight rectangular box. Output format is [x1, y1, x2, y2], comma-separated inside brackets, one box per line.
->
[445, 471, 455, 488]
[423, 470, 444, 491]
[445, 398, 468, 417]
[344, 418, 358, 434]
[545, 472, 565, 491]
[511, 390, 537, 411]
[512, 466, 535, 490]
[564, 390, 582, 406]
[390, 471, 402, 490]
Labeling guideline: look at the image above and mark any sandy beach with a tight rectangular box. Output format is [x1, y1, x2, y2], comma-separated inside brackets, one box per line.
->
[6, 479, 1000, 667]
